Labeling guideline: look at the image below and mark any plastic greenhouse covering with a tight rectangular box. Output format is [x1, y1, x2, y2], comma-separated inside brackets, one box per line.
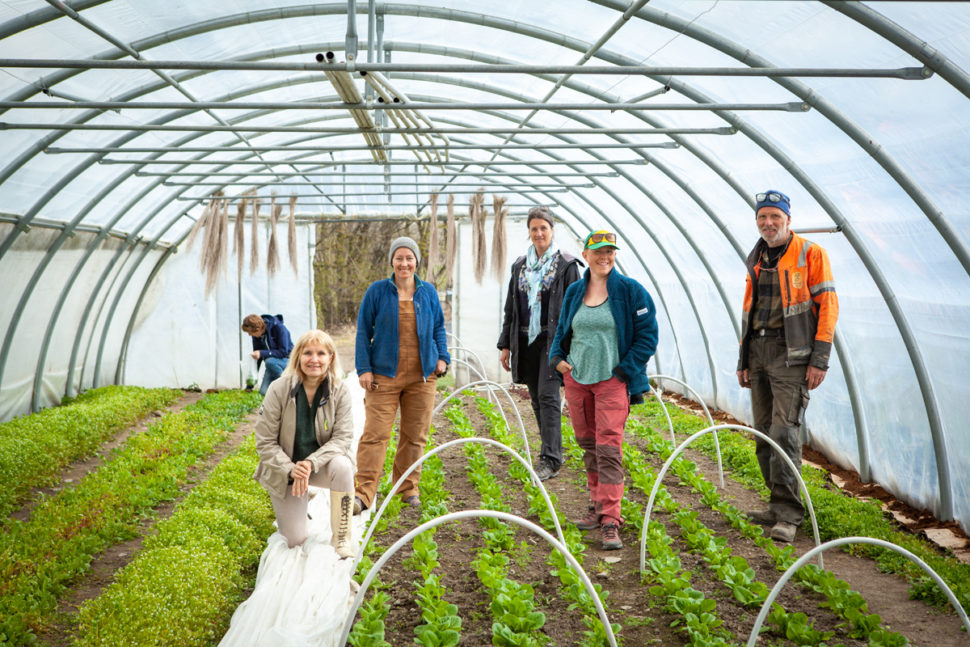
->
[0, 0, 968, 540]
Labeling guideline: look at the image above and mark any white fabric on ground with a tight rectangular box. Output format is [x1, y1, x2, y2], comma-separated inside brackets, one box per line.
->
[220, 375, 369, 647]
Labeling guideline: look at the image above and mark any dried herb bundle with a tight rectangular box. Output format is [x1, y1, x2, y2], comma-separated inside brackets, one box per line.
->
[425, 192, 440, 282]
[490, 194, 508, 281]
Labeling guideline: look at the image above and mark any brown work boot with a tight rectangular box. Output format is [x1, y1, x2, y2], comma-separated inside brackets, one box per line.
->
[770, 521, 797, 543]
[575, 506, 600, 531]
[601, 519, 622, 551]
[747, 508, 776, 526]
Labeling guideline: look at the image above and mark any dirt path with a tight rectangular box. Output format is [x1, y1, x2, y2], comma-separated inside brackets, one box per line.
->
[35, 396, 259, 647]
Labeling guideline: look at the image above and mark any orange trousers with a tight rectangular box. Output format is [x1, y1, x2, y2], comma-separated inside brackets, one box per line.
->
[355, 301, 437, 508]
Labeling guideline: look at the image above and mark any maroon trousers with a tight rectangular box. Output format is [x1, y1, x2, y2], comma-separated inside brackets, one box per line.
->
[563, 372, 630, 524]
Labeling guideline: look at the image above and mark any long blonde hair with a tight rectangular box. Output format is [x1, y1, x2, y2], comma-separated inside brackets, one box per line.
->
[283, 329, 343, 385]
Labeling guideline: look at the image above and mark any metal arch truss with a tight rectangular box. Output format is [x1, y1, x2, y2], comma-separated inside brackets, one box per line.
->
[0, 2, 962, 520]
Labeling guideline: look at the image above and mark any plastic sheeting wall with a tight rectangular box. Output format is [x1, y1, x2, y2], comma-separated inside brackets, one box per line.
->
[126, 222, 316, 391]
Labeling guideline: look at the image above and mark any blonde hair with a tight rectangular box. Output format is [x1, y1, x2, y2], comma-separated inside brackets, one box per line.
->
[283, 329, 343, 385]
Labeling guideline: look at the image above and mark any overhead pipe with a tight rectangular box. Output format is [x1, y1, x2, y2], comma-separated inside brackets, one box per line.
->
[54, 142, 678, 154]
[0, 57, 930, 79]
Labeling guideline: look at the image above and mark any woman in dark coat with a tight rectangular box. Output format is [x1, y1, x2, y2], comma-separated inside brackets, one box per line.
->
[497, 206, 582, 481]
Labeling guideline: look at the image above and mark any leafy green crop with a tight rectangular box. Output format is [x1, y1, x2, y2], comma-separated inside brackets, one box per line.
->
[0, 385, 180, 520]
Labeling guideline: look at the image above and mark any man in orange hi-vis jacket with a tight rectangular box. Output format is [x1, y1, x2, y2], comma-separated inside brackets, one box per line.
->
[736, 190, 838, 544]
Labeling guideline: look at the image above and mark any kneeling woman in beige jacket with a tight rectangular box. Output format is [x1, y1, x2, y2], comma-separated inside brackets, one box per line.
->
[253, 329, 355, 558]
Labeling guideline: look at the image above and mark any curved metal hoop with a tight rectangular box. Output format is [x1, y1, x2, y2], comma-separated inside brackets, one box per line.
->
[353, 436, 565, 570]
[433, 379, 531, 461]
[649, 388, 676, 446]
[448, 355, 509, 428]
[639, 424, 822, 572]
[339, 510, 618, 647]
[649, 374, 723, 486]
[746, 536, 970, 647]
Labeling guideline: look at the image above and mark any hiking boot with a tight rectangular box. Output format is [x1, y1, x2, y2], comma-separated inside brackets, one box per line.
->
[353, 496, 366, 516]
[770, 521, 797, 543]
[601, 519, 623, 551]
[404, 495, 421, 508]
[747, 508, 776, 526]
[575, 506, 600, 531]
[534, 457, 559, 481]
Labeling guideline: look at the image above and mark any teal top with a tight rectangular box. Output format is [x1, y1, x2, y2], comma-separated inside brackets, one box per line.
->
[566, 299, 619, 385]
[292, 381, 326, 463]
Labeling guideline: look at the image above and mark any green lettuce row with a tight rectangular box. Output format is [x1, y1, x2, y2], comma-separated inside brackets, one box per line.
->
[630, 400, 970, 611]
[0, 390, 260, 645]
[0, 385, 181, 520]
[472, 396, 622, 647]
[72, 433, 275, 646]
[444, 400, 549, 647]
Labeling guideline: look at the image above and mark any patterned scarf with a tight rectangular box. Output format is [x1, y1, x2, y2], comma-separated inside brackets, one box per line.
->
[518, 242, 560, 344]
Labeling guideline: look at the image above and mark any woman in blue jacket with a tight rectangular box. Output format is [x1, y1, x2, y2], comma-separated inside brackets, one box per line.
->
[353, 237, 450, 514]
[549, 230, 658, 550]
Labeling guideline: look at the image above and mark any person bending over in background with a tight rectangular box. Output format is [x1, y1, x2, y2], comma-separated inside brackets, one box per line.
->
[736, 190, 838, 544]
[550, 230, 658, 551]
[253, 329, 355, 558]
[242, 313, 294, 395]
[497, 206, 583, 481]
[353, 236, 450, 515]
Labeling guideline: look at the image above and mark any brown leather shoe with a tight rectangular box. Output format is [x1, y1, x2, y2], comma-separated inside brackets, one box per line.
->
[601, 520, 623, 551]
[575, 506, 600, 531]
[404, 495, 421, 508]
[747, 508, 776, 526]
[770, 521, 797, 543]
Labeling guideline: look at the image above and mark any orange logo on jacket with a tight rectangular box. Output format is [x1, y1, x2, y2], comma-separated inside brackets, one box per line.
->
[791, 271, 804, 289]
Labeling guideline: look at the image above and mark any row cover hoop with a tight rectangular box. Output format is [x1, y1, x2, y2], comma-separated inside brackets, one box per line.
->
[639, 423, 823, 571]
[432, 379, 531, 462]
[746, 537, 970, 646]
[340, 509, 617, 646]
[649, 373, 723, 487]
[352, 436, 566, 570]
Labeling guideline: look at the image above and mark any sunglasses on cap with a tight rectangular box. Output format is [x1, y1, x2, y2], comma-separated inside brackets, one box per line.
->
[756, 192, 789, 205]
[584, 230, 618, 248]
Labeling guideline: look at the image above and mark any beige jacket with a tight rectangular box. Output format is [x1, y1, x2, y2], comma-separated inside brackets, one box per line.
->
[253, 373, 356, 499]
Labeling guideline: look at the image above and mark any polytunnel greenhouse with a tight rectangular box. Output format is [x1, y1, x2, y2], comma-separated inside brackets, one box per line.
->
[1, 1, 969, 645]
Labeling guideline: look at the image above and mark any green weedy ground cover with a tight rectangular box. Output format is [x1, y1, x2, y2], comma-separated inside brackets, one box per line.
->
[0, 385, 181, 520]
[73, 433, 275, 646]
[0, 389, 260, 645]
[631, 398, 970, 613]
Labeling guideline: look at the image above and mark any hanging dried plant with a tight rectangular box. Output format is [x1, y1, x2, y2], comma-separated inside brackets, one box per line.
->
[184, 192, 220, 252]
[287, 195, 299, 275]
[470, 189, 487, 284]
[425, 192, 440, 282]
[267, 197, 281, 276]
[234, 196, 247, 279]
[445, 193, 457, 286]
[250, 198, 261, 275]
[491, 194, 508, 281]
[203, 196, 229, 295]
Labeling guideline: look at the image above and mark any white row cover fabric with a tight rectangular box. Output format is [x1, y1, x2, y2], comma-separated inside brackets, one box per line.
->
[219, 375, 368, 647]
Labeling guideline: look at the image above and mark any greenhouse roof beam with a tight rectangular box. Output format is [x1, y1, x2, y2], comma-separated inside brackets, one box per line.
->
[139, 170, 620, 178]
[0, 57, 930, 79]
[2, 122, 735, 136]
[54, 142, 678, 154]
[3, 100, 808, 112]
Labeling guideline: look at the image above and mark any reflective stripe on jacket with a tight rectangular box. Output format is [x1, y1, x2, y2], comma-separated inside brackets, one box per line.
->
[738, 233, 838, 370]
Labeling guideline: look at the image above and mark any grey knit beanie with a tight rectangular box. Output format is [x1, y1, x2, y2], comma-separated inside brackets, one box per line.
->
[388, 236, 421, 264]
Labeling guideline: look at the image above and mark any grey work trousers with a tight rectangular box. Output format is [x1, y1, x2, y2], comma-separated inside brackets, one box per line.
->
[520, 336, 563, 469]
[748, 334, 810, 526]
[270, 454, 354, 548]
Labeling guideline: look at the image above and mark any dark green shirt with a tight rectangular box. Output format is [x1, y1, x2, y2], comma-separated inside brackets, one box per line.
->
[292, 380, 327, 462]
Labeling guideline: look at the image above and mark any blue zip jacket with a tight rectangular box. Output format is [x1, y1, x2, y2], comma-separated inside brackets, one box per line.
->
[252, 314, 294, 368]
[549, 267, 659, 398]
[355, 277, 451, 379]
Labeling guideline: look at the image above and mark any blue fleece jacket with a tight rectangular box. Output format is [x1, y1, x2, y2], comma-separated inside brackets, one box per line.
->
[252, 314, 294, 368]
[355, 277, 451, 379]
[549, 267, 658, 398]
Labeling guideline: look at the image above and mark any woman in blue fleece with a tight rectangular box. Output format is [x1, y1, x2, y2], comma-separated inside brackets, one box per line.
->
[353, 237, 450, 514]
